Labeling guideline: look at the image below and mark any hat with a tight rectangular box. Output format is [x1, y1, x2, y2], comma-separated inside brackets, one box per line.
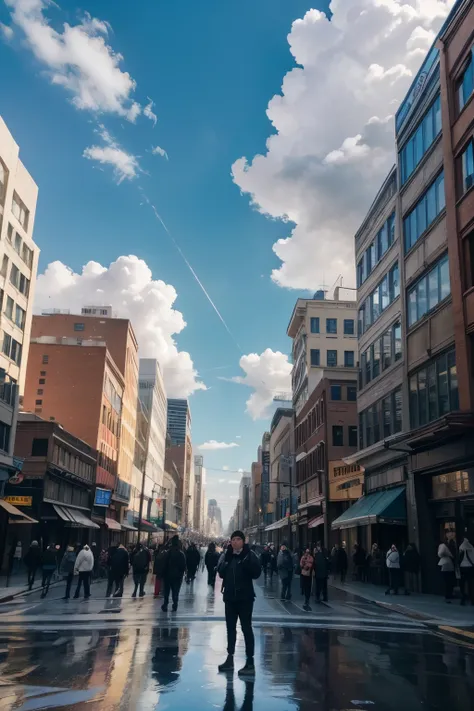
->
[31, 540, 39, 547]
[231, 530, 245, 541]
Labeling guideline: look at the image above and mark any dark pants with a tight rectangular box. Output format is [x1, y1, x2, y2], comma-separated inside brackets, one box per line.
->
[74, 571, 91, 598]
[225, 600, 255, 658]
[340, 568, 347, 584]
[460, 568, 474, 604]
[263, 566, 274, 582]
[442, 570, 456, 600]
[41, 570, 54, 595]
[386, 568, 400, 593]
[301, 574, 312, 604]
[154, 577, 162, 596]
[186, 567, 197, 583]
[64, 573, 74, 599]
[315, 577, 328, 602]
[27, 567, 37, 590]
[133, 572, 147, 595]
[106, 573, 125, 597]
[280, 574, 293, 600]
[207, 569, 217, 587]
[405, 571, 419, 593]
[163, 578, 182, 607]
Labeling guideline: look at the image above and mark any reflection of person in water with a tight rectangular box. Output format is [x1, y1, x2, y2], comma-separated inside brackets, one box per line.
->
[151, 628, 182, 688]
[222, 678, 254, 711]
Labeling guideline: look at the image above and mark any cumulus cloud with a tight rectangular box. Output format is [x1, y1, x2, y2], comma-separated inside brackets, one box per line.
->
[232, 0, 455, 290]
[198, 441, 239, 451]
[0, 22, 14, 40]
[34, 255, 205, 398]
[83, 125, 140, 184]
[222, 465, 230, 471]
[224, 348, 292, 420]
[5, 0, 140, 120]
[151, 145, 169, 160]
[144, 98, 157, 126]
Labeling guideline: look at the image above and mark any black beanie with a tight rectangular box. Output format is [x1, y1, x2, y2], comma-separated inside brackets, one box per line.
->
[231, 530, 245, 541]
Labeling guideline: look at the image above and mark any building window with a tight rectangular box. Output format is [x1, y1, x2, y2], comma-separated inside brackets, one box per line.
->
[310, 317, 320, 333]
[15, 305, 25, 330]
[332, 425, 344, 447]
[21, 243, 33, 269]
[359, 387, 402, 448]
[40, 370, 46, 376]
[360, 320, 402, 389]
[404, 172, 445, 252]
[409, 348, 459, 429]
[14, 233, 22, 255]
[310, 349, 320, 366]
[2, 332, 11, 358]
[326, 318, 337, 334]
[348, 426, 358, 447]
[42, 355, 49, 364]
[74, 323, 85, 332]
[400, 95, 441, 184]
[0, 255, 8, 277]
[31, 438, 48, 457]
[358, 212, 397, 288]
[331, 385, 342, 401]
[461, 138, 474, 194]
[347, 386, 357, 402]
[4, 296, 13, 321]
[344, 350, 355, 368]
[11, 192, 29, 230]
[39, 378, 46, 385]
[0, 369, 17, 407]
[0, 422, 11, 453]
[457, 49, 473, 112]
[344, 319, 354, 335]
[37, 389, 43, 395]
[9, 263, 29, 296]
[327, 350, 337, 367]
[0, 160, 6, 204]
[407, 254, 450, 327]
[35, 399, 42, 406]
[359, 263, 400, 336]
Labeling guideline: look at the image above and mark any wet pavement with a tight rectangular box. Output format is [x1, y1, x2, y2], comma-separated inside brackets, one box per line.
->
[0, 573, 473, 710]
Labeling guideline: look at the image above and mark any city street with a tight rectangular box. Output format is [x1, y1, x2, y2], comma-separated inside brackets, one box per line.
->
[0, 572, 474, 710]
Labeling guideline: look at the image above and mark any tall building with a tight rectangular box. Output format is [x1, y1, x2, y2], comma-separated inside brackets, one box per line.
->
[165, 398, 192, 527]
[264, 408, 294, 547]
[167, 399, 189, 445]
[207, 498, 222, 537]
[193, 454, 206, 533]
[0, 117, 39, 486]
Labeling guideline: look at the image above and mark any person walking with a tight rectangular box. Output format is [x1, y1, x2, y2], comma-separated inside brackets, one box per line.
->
[336, 543, 348, 584]
[459, 534, 474, 606]
[161, 535, 186, 612]
[385, 544, 400, 595]
[205, 542, 220, 588]
[402, 543, 420, 594]
[153, 545, 167, 598]
[40, 545, 57, 598]
[60, 546, 77, 600]
[277, 543, 294, 601]
[268, 545, 277, 582]
[300, 548, 314, 611]
[185, 542, 201, 584]
[24, 541, 41, 591]
[131, 543, 151, 598]
[353, 543, 367, 582]
[91, 542, 99, 579]
[313, 543, 330, 603]
[438, 537, 456, 603]
[73, 544, 94, 599]
[369, 543, 383, 585]
[106, 543, 130, 597]
[260, 546, 271, 583]
[217, 531, 261, 677]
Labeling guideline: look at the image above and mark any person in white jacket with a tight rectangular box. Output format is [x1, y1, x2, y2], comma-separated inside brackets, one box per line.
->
[459, 536, 474, 606]
[385, 544, 400, 595]
[437, 538, 456, 602]
[73, 544, 94, 599]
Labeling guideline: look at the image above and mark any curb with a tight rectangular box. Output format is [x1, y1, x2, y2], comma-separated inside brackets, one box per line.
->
[0, 580, 61, 603]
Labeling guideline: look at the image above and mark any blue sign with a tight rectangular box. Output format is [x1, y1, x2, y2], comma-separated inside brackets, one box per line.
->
[94, 488, 112, 507]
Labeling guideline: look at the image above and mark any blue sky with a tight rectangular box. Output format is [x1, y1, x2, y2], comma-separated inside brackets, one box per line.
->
[1, 0, 453, 523]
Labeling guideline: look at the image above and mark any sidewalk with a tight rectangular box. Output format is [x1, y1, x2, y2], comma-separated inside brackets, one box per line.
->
[0, 569, 61, 603]
[329, 578, 474, 625]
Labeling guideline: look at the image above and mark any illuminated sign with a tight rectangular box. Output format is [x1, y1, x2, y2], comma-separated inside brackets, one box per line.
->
[4, 495, 32, 507]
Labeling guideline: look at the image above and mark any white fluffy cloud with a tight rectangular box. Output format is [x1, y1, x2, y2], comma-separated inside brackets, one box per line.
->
[198, 441, 239, 451]
[232, 0, 455, 290]
[34, 255, 205, 398]
[5, 0, 140, 120]
[0, 22, 14, 40]
[225, 349, 292, 420]
[151, 145, 168, 160]
[83, 125, 140, 184]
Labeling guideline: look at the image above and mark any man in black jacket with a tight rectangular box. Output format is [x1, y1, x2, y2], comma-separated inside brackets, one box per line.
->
[106, 544, 129, 597]
[161, 535, 186, 612]
[131, 543, 151, 598]
[217, 530, 262, 677]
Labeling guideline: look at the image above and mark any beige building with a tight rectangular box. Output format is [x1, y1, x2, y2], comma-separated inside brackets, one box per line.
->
[287, 288, 358, 414]
[0, 117, 40, 476]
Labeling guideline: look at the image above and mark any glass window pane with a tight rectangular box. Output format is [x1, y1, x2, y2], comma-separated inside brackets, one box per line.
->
[373, 340, 381, 378]
[427, 363, 438, 422]
[405, 139, 414, 178]
[394, 322, 402, 360]
[383, 397, 391, 438]
[365, 347, 372, 384]
[391, 263, 400, 298]
[437, 354, 449, 416]
[373, 403, 380, 443]
[437, 173, 445, 212]
[417, 277, 427, 321]
[414, 125, 424, 165]
[409, 211, 417, 249]
[380, 274, 390, 310]
[440, 257, 450, 301]
[379, 223, 388, 257]
[448, 350, 459, 411]
[418, 368, 428, 426]
[394, 389, 402, 434]
[382, 329, 392, 370]
[327, 350, 337, 367]
[416, 198, 427, 237]
[426, 182, 437, 225]
[434, 96, 441, 135]
[409, 375, 419, 429]
[424, 108, 434, 147]
[372, 288, 380, 322]
[387, 213, 395, 245]
[310, 317, 320, 333]
[408, 288, 417, 327]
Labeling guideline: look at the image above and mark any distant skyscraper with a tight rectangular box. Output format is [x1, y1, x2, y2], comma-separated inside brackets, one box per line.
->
[207, 498, 222, 537]
[167, 398, 190, 445]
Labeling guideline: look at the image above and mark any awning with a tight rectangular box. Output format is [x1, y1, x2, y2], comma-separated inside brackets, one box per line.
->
[331, 486, 406, 530]
[121, 521, 138, 532]
[265, 517, 290, 532]
[0, 499, 38, 524]
[105, 517, 122, 531]
[308, 515, 325, 529]
[134, 519, 160, 533]
[53, 504, 99, 529]
[164, 520, 178, 530]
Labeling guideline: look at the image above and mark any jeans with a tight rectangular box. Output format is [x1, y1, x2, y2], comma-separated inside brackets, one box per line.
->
[387, 568, 400, 593]
[64, 572, 74, 599]
[163, 578, 182, 608]
[106, 573, 125, 597]
[442, 570, 456, 600]
[280, 574, 293, 600]
[225, 600, 255, 658]
[301, 574, 312, 604]
[27, 567, 37, 590]
[133, 572, 147, 595]
[74, 571, 91, 598]
[315, 577, 328, 601]
[41, 570, 54, 595]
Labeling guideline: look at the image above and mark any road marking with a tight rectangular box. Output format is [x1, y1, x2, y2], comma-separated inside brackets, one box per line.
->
[438, 625, 474, 640]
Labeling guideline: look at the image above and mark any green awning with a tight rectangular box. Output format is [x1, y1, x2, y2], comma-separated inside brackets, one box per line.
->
[331, 486, 406, 530]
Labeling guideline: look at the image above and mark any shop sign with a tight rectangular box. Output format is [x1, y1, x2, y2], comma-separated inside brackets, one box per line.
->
[4, 495, 32, 507]
[94, 488, 112, 507]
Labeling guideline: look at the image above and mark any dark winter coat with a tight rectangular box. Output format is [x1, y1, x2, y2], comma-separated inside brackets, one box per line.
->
[60, 551, 77, 575]
[217, 544, 262, 602]
[313, 549, 330, 579]
[335, 548, 348, 573]
[185, 547, 201, 574]
[204, 549, 219, 572]
[163, 547, 187, 581]
[402, 547, 420, 574]
[153, 549, 168, 578]
[132, 548, 151, 574]
[260, 550, 271, 568]
[277, 550, 294, 580]
[41, 549, 57, 570]
[110, 547, 130, 577]
[24, 546, 41, 570]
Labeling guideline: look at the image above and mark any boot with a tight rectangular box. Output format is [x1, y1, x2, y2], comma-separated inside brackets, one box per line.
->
[238, 658, 255, 677]
[218, 654, 234, 672]
[161, 604, 168, 612]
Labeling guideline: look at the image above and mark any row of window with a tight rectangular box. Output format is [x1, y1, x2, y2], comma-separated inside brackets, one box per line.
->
[462, 138, 474, 195]
[310, 317, 355, 335]
[358, 263, 400, 336]
[10, 263, 30, 297]
[0, 368, 17, 407]
[296, 442, 325, 485]
[11, 192, 29, 231]
[407, 253, 450, 328]
[360, 321, 402, 389]
[0, 421, 11, 454]
[6, 223, 34, 268]
[457, 48, 473, 112]
[52, 443, 94, 483]
[3, 292, 26, 331]
[333, 425, 358, 448]
[356, 212, 395, 288]
[310, 349, 355, 368]
[295, 398, 325, 449]
[2, 331, 22, 365]
[0, 159, 6, 203]
[104, 373, 122, 414]
[399, 95, 441, 185]
[403, 172, 445, 252]
[359, 388, 402, 450]
[331, 384, 357, 402]
[409, 348, 459, 430]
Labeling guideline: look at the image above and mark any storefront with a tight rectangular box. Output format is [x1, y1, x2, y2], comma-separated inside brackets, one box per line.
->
[0, 498, 38, 575]
[264, 516, 291, 548]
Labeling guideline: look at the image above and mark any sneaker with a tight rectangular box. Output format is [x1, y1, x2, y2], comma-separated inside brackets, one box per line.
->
[161, 604, 168, 612]
[238, 658, 255, 677]
[218, 655, 234, 673]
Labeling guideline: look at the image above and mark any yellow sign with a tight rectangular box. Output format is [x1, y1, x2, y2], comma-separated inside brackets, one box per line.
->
[328, 461, 364, 502]
[4, 495, 32, 507]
